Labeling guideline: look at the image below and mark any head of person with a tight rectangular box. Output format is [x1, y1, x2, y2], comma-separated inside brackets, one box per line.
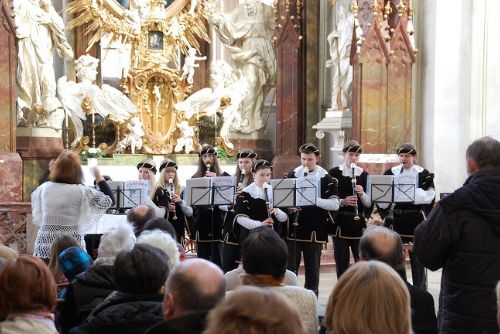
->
[359, 225, 405, 276]
[204, 286, 307, 334]
[342, 140, 362, 166]
[465, 136, 500, 175]
[113, 244, 169, 294]
[49, 150, 83, 184]
[236, 149, 257, 179]
[324, 261, 411, 334]
[95, 223, 136, 265]
[299, 143, 320, 172]
[251, 160, 273, 187]
[397, 143, 417, 169]
[48, 235, 80, 279]
[158, 159, 179, 190]
[137, 158, 157, 181]
[241, 226, 288, 280]
[196, 144, 221, 175]
[0, 256, 57, 316]
[163, 258, 225, 319]
[127, 204, 156, 236]
[75, 54, 99, 83]
[0, 245, 18, 262]
[137, 229, 180, 271]
[143, 217, 177, 241]
[58, 246, 93, 282]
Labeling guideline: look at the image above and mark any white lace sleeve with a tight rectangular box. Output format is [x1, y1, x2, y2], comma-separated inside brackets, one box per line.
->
[79, 186, 113, 227]
[30, 186, 43, 226]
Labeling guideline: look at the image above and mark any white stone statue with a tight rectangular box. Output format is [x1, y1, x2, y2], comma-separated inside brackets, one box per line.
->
[326, 0, 354, 110]
[180, 48, 207, 85]
[174, 120, 195, 153]
[208, 0, 276, 134]
[153, 84, 162, 113]
[118, 116, 144, 154]
[188, 0, 198, 15]
[174, 60, 248, 121]
[14, 0, 74, 128]
[57, 55, 136, 147]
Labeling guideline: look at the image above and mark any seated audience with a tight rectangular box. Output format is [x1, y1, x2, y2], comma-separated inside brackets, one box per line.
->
[146, 258, 225, 334]
[127, 204, 155, 236]
[324, 260, 411, 334]
[0, 256, 58, 334]
[57, 246, 93, 298]
[224, 264, 298, 291]
[48, 235, 80, 291]
[69, 244, 168, 334]
[204, 286, 307, 334]
[240, 226, 318, 333]
[142, 217, 187, 261]
[137, 229, 180, 271]
[359, 226, 437, 334]
[60, 223, 136, 333]
[0, 245, 19, 261]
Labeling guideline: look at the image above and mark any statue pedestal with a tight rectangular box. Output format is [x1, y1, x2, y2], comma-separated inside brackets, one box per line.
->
[313, 109, 352, 167]
[16, 127, 64, 201]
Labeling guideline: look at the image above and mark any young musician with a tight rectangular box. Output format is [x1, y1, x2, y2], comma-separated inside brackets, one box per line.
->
[328, 140, 371, 278]
[221, 149, 256, 272]
[191, 144, 229, 267]
[136, 158, 157, 198]
[287, 143, 339, 296]
[379, 143, 435, 290]
[234, 159, 288, 241]
[152, 159, 193, 244]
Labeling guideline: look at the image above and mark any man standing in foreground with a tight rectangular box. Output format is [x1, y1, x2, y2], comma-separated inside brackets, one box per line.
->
[414, 136, 500, 334]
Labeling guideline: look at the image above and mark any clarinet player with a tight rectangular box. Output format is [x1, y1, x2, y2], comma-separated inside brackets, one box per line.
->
[328, 140, 371, 278]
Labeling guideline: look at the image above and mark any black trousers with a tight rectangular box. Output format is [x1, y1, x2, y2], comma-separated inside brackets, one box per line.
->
[333, 237, 360, 278]
[221, 243, 240, 273]
[287, 240, 322, 296]
[196, 241, 222, 268]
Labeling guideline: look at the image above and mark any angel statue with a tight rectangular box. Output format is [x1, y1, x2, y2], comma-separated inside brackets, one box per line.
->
[174, 121, 195, 154]
[174, 60, 248, 122]
[117, 116, 144, 154]
[57, 55, 136, 147]
[179, 48, 207, 85]
[14, 0, 74, 128]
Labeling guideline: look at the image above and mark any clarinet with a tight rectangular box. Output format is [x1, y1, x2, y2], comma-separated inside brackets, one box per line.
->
[168, 178, 178, 221]
[350, 163, 360, 221]
[293, 167, 309, 226]
[206, 163, 211, 176]
[263, 181, 272, 219]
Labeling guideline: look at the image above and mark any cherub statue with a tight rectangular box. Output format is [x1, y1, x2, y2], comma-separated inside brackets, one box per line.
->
[167, 17, 184, 39]
[118, 116, 144, 154]
[57, 55, 135, 147]
[179, 48, 207, 85]
[174, 120, 195, 153]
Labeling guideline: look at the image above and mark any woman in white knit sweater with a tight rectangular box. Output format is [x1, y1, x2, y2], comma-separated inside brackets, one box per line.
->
[31, 151, 114, 259]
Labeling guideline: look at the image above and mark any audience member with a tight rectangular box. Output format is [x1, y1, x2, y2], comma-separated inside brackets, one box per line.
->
[240, 226, 318, 333]
[137, 229, 180, 271]
[204, 286, 307, 334]
[414, 136, 500, 334]
[224, 263, 299, 291]
[0, 245, 19, 261]
[0, 256, 58, 334]
[324, 261, 411, 334]
[70, 244, 168, 334]
[359, 226, 437, 334]
[60, 223, 136, 333]
[143, 217, 187, 261]
[31, 151, 114, 259]
[146, 258, 225, 334]
[127, 204, 155, 236]
[57, 246, 93, 298]
[48, 235, 81, 290]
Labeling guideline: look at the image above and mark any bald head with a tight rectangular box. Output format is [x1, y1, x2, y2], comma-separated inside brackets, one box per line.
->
[359, 226, 405, 272]
[164, 258, 225, 318]
[126, 205, 155, 236]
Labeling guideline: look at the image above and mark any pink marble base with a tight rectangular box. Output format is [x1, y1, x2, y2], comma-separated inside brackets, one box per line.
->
[0, 152, 22, 202]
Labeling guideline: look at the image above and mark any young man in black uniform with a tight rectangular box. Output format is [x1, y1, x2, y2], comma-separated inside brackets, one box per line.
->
[286, 143, 339, 296]
[380, 143, 435, 290]
[328, 140, 371, 278]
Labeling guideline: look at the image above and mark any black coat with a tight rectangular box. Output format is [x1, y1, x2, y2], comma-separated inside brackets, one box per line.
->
[69, 292, 164, 334]
[406, 281, 437, 334]
[60, 264, 116, 334]
[145, 311, 208, 334]
[414, 169, 500, 334]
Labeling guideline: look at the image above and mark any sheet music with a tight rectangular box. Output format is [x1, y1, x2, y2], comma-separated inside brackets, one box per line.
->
[367, 175, 393, 203]
[295, 176, 318, 207]
[394, 173, 417, 202]
[271, 178, 296, 207]
[185, 178, 212, 206]
[212, 176, 235, 205]
[122, 180, 150, 208]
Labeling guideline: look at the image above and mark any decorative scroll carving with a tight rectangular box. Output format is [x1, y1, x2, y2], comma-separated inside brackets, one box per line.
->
[0, 202, 31, 254]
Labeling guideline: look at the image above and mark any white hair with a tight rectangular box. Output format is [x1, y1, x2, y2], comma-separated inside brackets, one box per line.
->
[96, 223, 136, 265]
[137, 230, 180, 271]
